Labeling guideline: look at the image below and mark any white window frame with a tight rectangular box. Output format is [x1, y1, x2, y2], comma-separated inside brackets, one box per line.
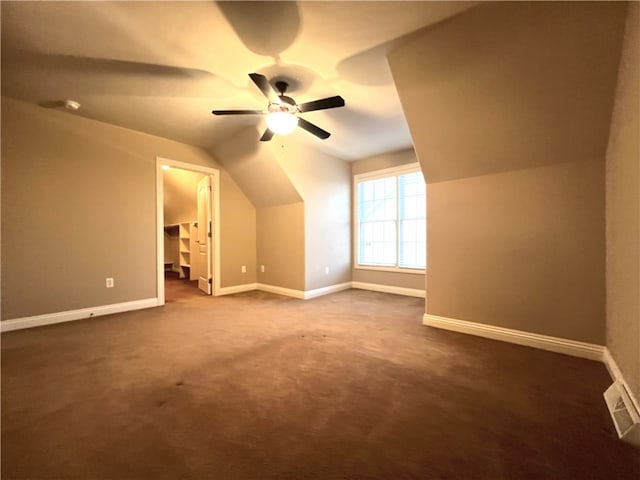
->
[353, 162, 426, 274]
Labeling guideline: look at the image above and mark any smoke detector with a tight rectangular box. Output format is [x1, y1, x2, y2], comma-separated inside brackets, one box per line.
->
[64, 100, 81, 111]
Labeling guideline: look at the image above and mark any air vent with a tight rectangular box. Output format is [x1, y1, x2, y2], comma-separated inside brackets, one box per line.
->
[604, 382, 640, 448]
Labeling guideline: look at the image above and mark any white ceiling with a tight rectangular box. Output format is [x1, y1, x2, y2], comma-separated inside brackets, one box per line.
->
[1, 1, 476, 161]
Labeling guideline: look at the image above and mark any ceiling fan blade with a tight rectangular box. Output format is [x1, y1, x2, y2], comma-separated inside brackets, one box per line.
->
[298, 96, 345, 113]
[211, 109, 263, 115]
[297, 117, 331, 140]
[259, 128, 275, 142]
[248, 73, 281, 104]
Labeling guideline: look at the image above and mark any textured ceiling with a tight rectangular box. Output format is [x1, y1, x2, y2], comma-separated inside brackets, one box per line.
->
[1, 1, 476, 161]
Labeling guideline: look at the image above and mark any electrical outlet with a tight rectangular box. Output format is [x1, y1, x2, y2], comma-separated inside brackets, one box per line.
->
[105, 277, 114, 288]
[241, 265, 246, 273]
[260, 265, 265, 273]
[325, 266, 329, 275]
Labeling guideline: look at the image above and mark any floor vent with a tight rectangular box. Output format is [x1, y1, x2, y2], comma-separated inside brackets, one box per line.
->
[604, 382, 640, 448]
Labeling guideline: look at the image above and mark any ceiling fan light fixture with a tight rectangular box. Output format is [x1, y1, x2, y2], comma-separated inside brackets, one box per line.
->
[213, 73, 343, 141]
[265, 111, 298, 135]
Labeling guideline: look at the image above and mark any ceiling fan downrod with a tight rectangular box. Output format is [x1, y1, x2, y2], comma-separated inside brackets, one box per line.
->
[274, 81, 289, 96]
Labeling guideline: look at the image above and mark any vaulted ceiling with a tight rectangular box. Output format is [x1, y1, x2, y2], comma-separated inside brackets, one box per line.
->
[1, 1, 476, 161]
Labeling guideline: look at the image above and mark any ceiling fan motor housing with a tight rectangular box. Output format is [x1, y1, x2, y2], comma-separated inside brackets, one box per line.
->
[269, 95, 298, 114]
[268, 81, 298, 113]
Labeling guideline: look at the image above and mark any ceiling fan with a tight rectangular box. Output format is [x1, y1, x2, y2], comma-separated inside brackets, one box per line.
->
[212, 73, 345, 141]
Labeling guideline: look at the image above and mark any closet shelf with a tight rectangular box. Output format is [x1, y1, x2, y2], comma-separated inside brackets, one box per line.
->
[166, 221, 197, 280]
[164, 224, 179, 236]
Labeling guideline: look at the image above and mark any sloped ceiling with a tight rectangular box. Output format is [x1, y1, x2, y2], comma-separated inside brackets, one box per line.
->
[0, 1, 476, 161]
[388, 1, 627, 182]
[163, 168, 205, 224]
[215, 127, 303, 207]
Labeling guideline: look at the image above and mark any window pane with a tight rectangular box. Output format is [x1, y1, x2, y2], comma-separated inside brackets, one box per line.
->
[358, 220, 396, 266]
[399, 219, 426, 268]
[358, 177, 396, 222]
[362, 181, 373, 201]
[398, 172, 426, 220]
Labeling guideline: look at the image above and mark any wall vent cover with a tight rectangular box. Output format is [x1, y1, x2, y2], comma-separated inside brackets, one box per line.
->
[604, 381, 640, 448]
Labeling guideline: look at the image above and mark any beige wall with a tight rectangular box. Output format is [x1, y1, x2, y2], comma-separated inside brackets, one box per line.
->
[353, 269, 424, 291]
[1, 97, 256, 318]
[271, 138, 351, 291]
[220, 169, 257, 287]
[388, 1, 625, 342]
[214, 127, 350, 292]
[256, 203, 305, 291]
[163, 233, 179, 271]
[427, 160, 605, 343]
[606, 3, 639, 402]
[351, 148, 425, 291]
[213, 127, 306, 289]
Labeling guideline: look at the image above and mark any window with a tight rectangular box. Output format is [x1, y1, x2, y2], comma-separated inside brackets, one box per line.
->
[355, 164, 426, 271]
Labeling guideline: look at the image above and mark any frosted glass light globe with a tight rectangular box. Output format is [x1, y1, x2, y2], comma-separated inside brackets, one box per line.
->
[266, 112, 298, 135]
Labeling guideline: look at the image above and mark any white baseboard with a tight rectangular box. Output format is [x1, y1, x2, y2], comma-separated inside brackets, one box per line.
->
[256, 283, 305, 299]
[216, 281, 424, 300]
[352, 281, 425, 298]
[304, 282, 352, 299]
[256, 281, 422, 299]
[603, 348, 640, 419]
[217, 283, 257, 296]
[217, 282, 353, 299]
[1, 298, 160, 333]
[423, 313, 605, 361]
[217, 282, 304, 299]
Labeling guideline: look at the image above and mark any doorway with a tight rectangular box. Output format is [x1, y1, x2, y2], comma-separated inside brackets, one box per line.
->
[156, 157, 220, 305]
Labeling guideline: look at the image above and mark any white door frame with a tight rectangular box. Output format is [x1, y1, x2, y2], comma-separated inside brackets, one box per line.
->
[156, 157, 221, 304]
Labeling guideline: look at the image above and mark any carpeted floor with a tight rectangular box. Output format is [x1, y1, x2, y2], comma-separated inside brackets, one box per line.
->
[164, 271, 208, 303]
[2, 289, 639, 479]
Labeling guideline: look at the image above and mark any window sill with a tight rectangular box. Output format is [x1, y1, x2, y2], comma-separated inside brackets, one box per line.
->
[354, 265, 426, 275]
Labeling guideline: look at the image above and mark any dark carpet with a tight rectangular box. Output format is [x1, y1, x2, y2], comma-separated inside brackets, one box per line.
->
[2, 289, 639, 479]
[164, 271, 208, 303]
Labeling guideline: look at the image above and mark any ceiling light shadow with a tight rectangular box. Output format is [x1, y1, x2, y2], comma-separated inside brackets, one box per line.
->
[256, 63, 319, 96]
[216, 1, 300, 58]
[2, 52, 237, 98]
